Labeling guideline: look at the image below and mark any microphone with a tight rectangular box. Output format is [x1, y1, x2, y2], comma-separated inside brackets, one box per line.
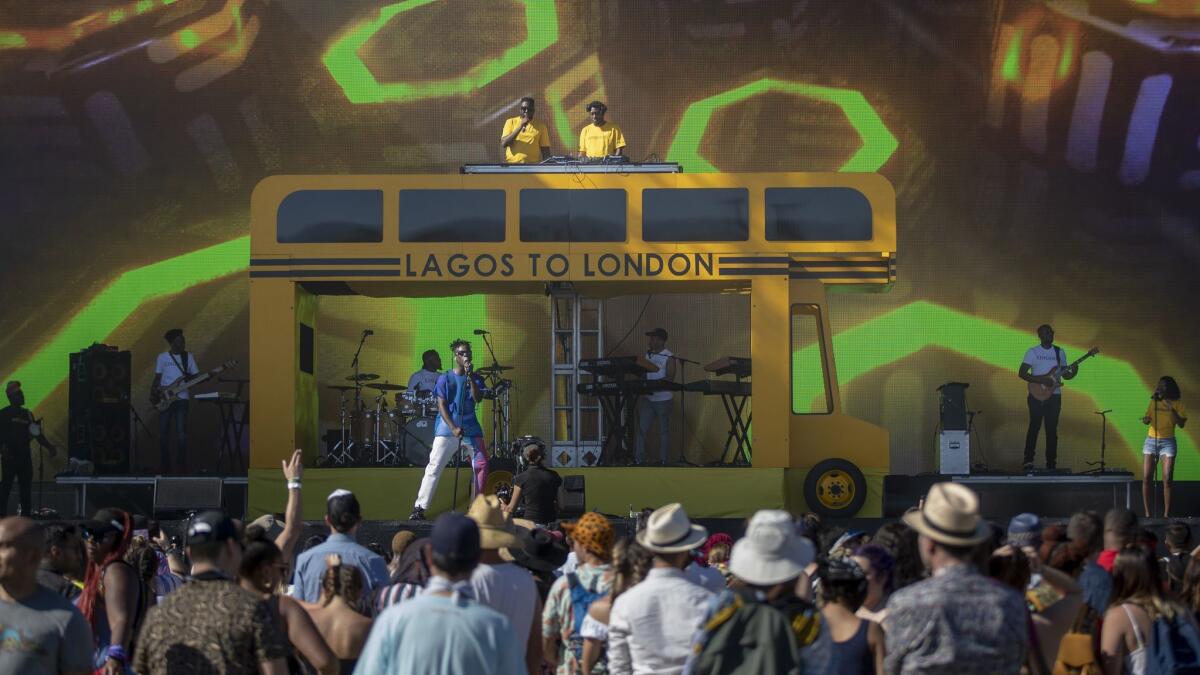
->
[363, 329, 374, 336]
[473, 329, 489, 335]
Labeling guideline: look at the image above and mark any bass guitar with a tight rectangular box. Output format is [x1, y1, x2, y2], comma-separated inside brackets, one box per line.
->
[152, 359, 237, 411]
[1028, 348, 1099, 401]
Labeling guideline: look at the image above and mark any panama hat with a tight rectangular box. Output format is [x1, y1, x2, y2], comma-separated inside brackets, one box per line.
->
[902, 482, 990, 547]
[636, 503, 708, 554]
[466, 495, 520, 550]
[729, 510, 815, 586]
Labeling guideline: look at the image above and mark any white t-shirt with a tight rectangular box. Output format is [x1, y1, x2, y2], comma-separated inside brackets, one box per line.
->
[645, 348, 673, 402]
[407, 369, 440, 393]
[469, 562, 538, 646]
[1023, 345, 1066, 395]
[155, 352, 199, 399]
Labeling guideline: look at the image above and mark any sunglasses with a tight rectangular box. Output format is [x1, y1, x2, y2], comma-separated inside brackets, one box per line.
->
[520, 106, 533, 111]
[455, 350, 471, 356]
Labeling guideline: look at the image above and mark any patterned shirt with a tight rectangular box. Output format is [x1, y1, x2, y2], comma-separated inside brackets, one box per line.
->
[133, 573, 290, 675]
[542, 562, 611, 674]
[884, 563, 1028, 675]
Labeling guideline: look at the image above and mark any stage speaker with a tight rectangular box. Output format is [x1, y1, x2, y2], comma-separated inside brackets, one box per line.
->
[69, 348, 132, 474]
[154, 477, 223, 516]
[939, 431, 970, 475]
[559, 475, 585, 519]
[937, 382, 970, 431]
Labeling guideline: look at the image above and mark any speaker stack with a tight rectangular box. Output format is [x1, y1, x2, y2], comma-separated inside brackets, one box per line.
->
[69, 346, 132, 474]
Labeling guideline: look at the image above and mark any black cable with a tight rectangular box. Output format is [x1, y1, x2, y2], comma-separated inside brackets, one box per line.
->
[604, 295, 654, 357]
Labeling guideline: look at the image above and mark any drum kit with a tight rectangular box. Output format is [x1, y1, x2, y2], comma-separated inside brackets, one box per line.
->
[321, 330, 521, 468]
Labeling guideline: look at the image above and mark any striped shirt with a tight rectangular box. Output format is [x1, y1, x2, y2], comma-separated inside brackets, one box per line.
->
[373, 581, 423, 613]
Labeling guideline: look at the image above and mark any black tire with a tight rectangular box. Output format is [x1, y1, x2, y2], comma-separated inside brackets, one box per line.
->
[803, 458, 868, 519]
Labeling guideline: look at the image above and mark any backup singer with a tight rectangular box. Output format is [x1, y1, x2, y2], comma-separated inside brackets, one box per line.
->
[0, 380, 56, 517]
[1142, 376, 1188, 517]
[500, 96, 551, 164]
[636, 328, 676, 465]
[578, 100, 626, 159]
[1017, 324, 1075, 471]
[406, 349, 442, 393]
[151, 328, 197, 473]
[409, 339, 488, 521]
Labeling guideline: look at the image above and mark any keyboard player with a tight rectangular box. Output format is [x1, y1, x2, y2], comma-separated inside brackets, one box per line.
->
[637, 328, 676, 465]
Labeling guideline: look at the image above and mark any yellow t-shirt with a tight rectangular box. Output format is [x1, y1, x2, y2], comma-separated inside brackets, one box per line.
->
[502, 117, 550, 164]
[1146, 399, 1188, 438]
[578, 122, 626, 158]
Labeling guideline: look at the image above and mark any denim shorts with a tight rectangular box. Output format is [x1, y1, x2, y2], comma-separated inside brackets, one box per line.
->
[1143, 436, 1177, 457]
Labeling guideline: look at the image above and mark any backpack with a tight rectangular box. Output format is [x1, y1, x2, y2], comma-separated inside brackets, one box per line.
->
[1053, 604, 1102, 675]
[1150, 612, 1200, 674]
[566, 572, 607, 664]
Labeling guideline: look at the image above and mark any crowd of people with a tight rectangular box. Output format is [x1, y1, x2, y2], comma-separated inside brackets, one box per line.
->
[6, 451, 1200, 674]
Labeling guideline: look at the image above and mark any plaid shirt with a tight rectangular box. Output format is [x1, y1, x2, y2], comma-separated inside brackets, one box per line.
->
[884, 563, 1028, 675]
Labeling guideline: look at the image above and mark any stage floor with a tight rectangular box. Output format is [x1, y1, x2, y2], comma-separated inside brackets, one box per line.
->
[247, 466, 888, 520]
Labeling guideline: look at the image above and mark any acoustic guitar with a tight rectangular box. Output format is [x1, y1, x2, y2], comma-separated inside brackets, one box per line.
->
[1027, 348, 1099, 401]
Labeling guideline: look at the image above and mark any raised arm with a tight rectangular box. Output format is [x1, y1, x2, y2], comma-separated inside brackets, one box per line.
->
[275, 448, 304, 564]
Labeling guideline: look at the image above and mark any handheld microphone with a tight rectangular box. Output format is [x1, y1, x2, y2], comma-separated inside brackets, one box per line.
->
[363, 329, 374, 336]
[473, 329, 489, 335]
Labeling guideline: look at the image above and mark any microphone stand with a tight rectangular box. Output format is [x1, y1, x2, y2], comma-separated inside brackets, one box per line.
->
[478, 332, 504, 456]
[1084, 409, 1113, 475]
[665, 354, 701, 467]
[349, 331, 370, 460]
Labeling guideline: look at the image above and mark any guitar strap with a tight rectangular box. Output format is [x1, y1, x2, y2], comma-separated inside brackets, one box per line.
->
[1054, 346, 1064, 368]
[168, 350, 192, 382]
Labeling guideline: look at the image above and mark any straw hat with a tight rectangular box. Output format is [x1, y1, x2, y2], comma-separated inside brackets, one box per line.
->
[636, 503, 708, 554]
[901, 482, 989, 547]
[466, 495, 520, 550]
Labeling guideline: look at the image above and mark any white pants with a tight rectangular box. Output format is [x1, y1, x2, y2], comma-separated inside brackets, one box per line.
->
[414, 435, 478, 509]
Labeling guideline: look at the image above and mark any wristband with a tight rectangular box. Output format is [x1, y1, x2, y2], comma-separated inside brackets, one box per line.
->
[287, 479, 302, 490]
[106, 645, 129, 664]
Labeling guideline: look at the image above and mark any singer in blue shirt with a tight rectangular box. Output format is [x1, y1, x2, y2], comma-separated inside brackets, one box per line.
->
[410, 339, 488, 521]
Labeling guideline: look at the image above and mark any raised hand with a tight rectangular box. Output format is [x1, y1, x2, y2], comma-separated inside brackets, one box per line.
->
[282, 448, 303, 482]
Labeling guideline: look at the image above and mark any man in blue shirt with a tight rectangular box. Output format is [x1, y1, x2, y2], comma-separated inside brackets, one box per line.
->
[291, 489, 389, 603]
[410, 339, 488, 521]
[356, 512, 522, 674]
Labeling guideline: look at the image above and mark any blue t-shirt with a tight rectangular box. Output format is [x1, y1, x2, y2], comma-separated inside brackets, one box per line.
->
[434, 371, 485, 438]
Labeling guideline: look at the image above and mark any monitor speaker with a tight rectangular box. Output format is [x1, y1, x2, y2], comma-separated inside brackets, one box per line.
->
[559, 475, 585, 519]
[154, 477, 223, 516]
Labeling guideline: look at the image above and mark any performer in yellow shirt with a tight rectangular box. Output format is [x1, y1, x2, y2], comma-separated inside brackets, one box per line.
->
[501, 96, 551, 163]
[1141, 375, 1188, 517]
[578, 100, 626, 159]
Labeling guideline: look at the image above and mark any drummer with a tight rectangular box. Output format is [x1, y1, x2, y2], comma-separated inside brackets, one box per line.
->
[406, 349, 442, 393]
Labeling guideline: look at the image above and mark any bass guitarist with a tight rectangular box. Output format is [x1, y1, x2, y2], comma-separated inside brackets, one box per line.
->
[1018, 324, 1075, 471]
[151, 328, 197, 474]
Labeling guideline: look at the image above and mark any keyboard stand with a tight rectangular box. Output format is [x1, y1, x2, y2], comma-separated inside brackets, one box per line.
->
[716, 391, 752, 465]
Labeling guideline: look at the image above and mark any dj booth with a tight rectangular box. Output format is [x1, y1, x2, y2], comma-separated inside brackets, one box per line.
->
[462, 157, 682, 173]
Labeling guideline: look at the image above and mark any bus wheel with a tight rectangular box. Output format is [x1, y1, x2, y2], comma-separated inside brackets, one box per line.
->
[803, 458, 867, 519]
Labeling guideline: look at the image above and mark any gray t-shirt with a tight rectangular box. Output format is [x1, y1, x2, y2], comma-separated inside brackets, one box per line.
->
[0, 586, 93, 674]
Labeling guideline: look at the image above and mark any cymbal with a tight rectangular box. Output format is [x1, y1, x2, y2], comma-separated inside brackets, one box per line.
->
[475, 365, 513, 374]
[326, 385, 357, 391]
[366, 383, 407, 391]
[346, 373, 380, 382]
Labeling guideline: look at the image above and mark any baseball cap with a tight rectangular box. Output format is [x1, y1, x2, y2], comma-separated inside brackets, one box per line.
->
[186, 511, 238, 546]
[645, 328, 668, 340]
[82, 508, 127, 537]
[1008, 513, 1044, 548]
[431, 512, 481, 565]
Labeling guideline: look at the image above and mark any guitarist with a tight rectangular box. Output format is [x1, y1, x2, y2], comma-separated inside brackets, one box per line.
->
[151, 328, 197, 474]
[1018, 324, 1075, 471]
[0, 381, 56, 516]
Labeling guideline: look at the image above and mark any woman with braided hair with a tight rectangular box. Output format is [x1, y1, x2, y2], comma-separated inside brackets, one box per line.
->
[77, 508, 142, 674]
[300, 553, 374, 674]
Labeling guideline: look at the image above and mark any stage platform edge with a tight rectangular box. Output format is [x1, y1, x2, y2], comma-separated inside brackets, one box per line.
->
[247, 466, 887, 520]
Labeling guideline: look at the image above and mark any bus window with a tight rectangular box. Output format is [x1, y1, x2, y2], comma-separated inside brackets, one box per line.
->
[791, 304, 832, 414]
[399, 189, 505, 242]
[765, 187, 872, 241]
[642, 188, 749, 241]
[520, 189, 627, 242]
[276, 190, 383, 243]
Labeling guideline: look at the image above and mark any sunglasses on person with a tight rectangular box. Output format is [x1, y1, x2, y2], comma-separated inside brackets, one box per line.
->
[455, 350, 471, 356]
